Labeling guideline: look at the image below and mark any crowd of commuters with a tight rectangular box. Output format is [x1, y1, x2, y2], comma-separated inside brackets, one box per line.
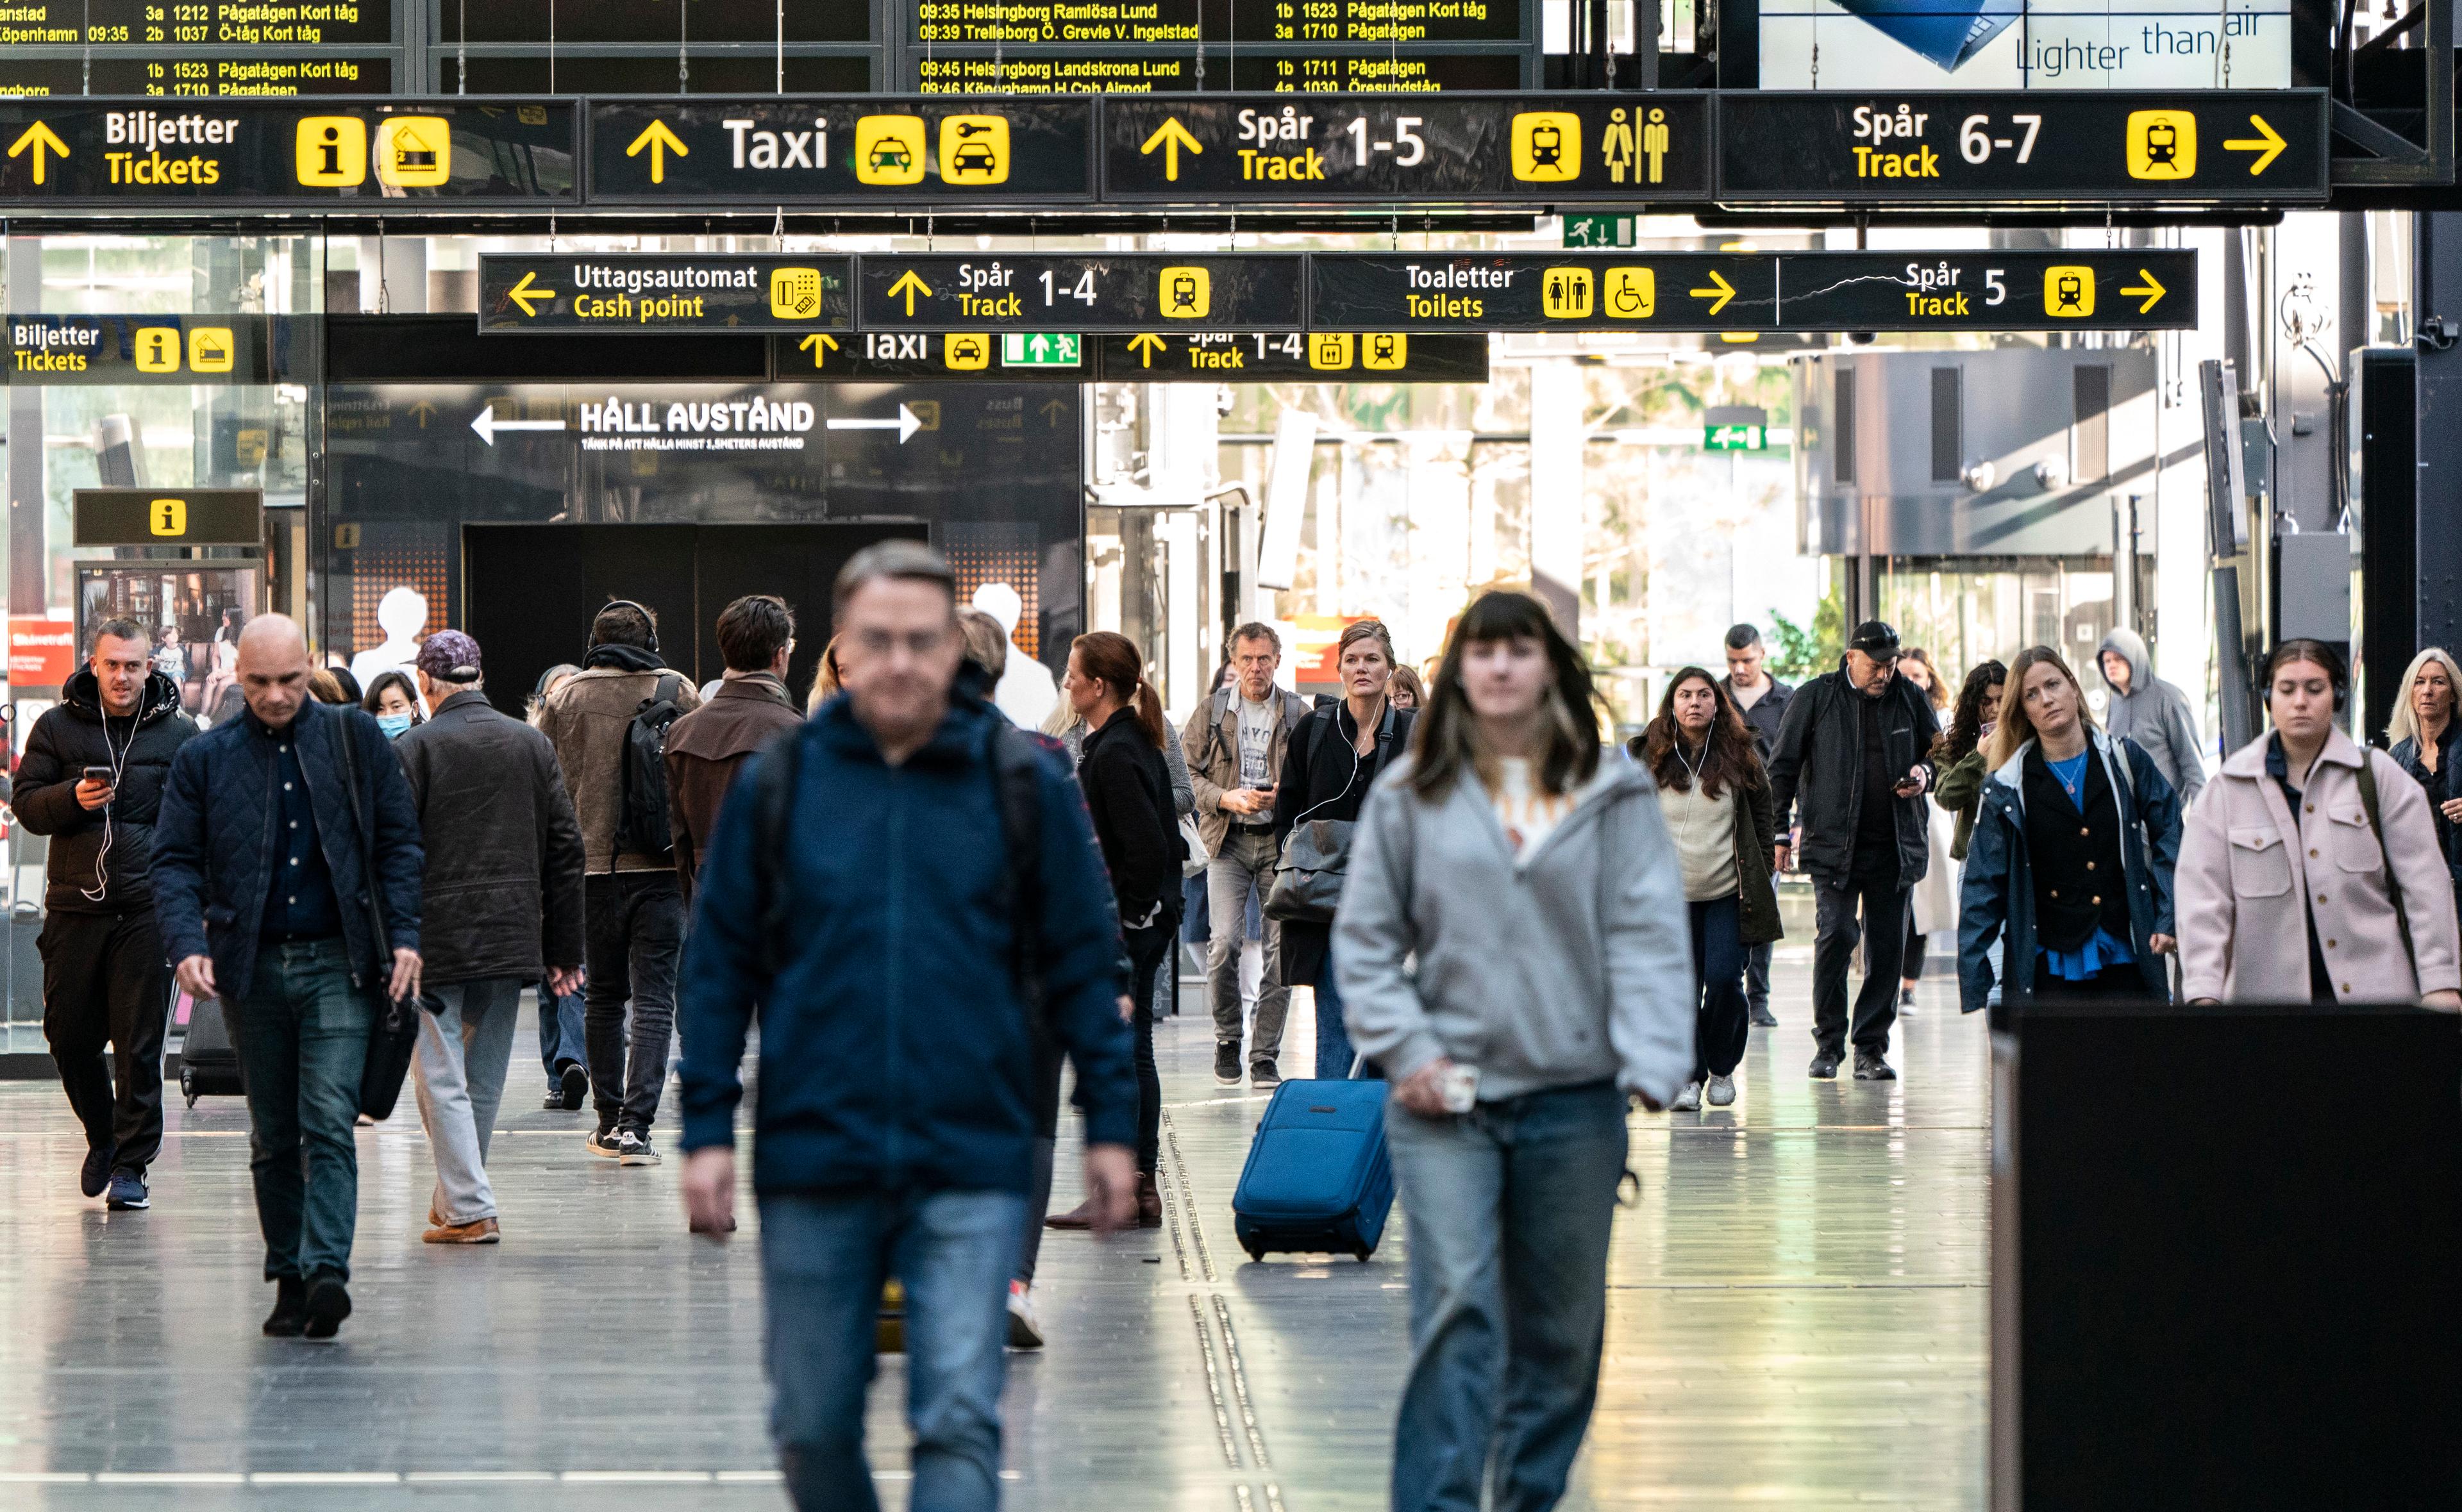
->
[37, 542, 2462, 1512]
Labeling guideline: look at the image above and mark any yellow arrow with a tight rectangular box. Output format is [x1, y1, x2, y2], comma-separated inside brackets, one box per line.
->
[2118, 267, 2168, 315]
[6, 120, 69, 186]
[798, 333, 840, 369]
[1125, 332, 1168, 368]
[625, 119, 689, 184]
[886, 269, 933, 317]
[505, 269, 557, 317]
[2222, 114, 2287, 176]
[1688, 269, 1736, 315]
[1139, 118, 1204, 182]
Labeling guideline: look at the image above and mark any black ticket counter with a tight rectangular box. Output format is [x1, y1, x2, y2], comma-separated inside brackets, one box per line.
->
[1992, 1002, 2462, 1509]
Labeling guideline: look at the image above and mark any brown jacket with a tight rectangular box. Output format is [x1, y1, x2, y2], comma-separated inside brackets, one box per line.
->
[1178, 684, 1314, 853]
[664, 673, 801, 899]
[537, 661, 702, 874]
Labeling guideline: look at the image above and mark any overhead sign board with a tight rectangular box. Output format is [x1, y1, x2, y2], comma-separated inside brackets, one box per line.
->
[74, 487, 265, 547]
[1308, 251, 2197, 332]
[1098, 331, 1489, 382]
[0, 99, 577, 207]
[856, 254, 1305, 333]
[776, 331, 1083, 381]
[585, 98, 1094, 206]
[1716, 90, 2329, 203]
[7, 313, 290, 384]
[1103, 94, 1711, 202]
[477, 255, 853, 333]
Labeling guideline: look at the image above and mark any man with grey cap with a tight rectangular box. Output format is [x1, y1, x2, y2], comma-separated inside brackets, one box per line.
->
[394, 629, 587, 1244]
[1766, 620, 1941, 1081]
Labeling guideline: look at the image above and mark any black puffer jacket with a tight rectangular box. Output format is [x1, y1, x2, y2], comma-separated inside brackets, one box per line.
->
[1766, 658, 1941, 885]
[13, 669, 198, 913]
[1275, 697, 1416, 986]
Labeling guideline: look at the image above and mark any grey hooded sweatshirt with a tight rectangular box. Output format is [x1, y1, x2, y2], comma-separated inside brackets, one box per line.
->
[2095, 628, 2207, 806]
[1334, 752, 1694, 1107]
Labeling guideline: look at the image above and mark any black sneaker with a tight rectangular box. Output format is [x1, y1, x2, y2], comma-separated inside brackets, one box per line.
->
[586, 1127, 623, 1158]
[80, 1143, 116, 1200]
[1249, 1061, 1280, 1090]
[1749, 1006, 1779, 1028]
[263, 1277, 309, 1338]
[616, 1131, 661, 1167]
[1214, 1040, 1243, 1085]
[302, 1273, 352, 1340]
[558, 1062, 590, 1111]
[1854, 1051, 1898, 1081]
[1807, 1052, 1840, 1080]
[106, 1171, 149, 1210]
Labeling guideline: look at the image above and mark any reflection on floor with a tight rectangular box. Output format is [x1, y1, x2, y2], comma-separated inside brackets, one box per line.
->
[0, 965, 1987, 1509]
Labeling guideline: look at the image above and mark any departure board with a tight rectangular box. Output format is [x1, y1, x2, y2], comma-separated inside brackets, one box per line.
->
[439, 0, 869, 42]
[909, 0, 1514, 44]
[909, 50, 1514, 94]
[0, 56, 396, 96]
[2, 0, 390, 45]
[437, 54, 873, 94]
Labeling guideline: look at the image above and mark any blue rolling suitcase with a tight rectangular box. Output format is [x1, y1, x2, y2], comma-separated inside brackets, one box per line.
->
[1232, 1075, 1394, 1261]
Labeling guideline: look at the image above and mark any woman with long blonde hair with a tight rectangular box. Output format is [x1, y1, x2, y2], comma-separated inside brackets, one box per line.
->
[2386, 646, 2462, 928]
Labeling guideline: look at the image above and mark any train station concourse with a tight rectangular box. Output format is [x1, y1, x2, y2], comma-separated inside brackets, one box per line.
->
[3, 0, 2461, 1507]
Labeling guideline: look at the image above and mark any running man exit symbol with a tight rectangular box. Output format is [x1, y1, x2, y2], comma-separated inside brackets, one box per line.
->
[149, 499, 186, 537]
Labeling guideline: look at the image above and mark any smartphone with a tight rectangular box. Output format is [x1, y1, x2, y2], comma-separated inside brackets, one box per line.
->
[81, 765, 115, 784]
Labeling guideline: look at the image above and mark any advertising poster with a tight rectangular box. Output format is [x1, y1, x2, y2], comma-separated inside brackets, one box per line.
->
[1757, 0, 2293, 90]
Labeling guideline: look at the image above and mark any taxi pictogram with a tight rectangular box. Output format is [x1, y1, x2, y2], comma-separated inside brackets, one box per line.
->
[938, 116, 1010, 185]
[944, 334, 991, 370]
[855, 115, 928, 187]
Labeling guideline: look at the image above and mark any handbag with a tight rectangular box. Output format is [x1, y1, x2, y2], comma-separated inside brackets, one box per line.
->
[1177, 811, 1211, 879]
[1264, 818, 1353, 924]
[333, 711, 422, 1120]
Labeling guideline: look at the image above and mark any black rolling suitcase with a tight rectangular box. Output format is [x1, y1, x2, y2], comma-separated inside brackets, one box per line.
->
[176, 988, 245, 1105]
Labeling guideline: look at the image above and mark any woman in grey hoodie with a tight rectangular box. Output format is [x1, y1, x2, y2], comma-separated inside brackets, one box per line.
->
[1336, 591, 1693, 1512]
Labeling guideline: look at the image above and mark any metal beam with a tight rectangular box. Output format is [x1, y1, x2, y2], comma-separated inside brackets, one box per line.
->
[2415, 212, 2462, 651]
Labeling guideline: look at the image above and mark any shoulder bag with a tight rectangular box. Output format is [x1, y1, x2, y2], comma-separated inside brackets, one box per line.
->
[1263, 706, 1384, 924]
[333, 711, 422, 1120]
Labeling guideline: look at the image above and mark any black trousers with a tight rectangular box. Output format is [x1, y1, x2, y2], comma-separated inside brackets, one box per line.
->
[1903, 915, 1928, 980]
[1811, 870, 1907, 1057]
[40, 909, 172, 1174]
[1127, 924, 1172, 1174]
[582, 871, 685, 1136]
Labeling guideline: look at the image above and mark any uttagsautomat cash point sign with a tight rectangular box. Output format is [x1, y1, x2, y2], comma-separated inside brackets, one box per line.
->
[585, 98, 1096, 206]
[478, 255, 854, 333]
[1101, 93, 1711, 202]
[1307, 250, 2199, 333]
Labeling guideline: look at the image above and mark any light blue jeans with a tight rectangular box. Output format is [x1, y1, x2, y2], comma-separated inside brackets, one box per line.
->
[412, 977, 523, 1225]
[760, 1186, 1027, 1512]
[1384, 1079, 1630, 1512]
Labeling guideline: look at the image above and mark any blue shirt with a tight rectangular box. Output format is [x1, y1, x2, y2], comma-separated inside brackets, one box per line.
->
[2039, 748, 2136, 981]
[254, 710, 341, 943]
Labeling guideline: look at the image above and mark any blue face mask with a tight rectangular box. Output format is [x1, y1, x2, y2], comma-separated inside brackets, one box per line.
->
[376, 712, 415, 739]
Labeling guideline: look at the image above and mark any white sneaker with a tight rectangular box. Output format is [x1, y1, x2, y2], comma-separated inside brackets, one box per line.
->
[1006, 1281, 1044, 1350]
[1671, 1081, 1703, 1112]
[1705, 1074, 1736, 1108]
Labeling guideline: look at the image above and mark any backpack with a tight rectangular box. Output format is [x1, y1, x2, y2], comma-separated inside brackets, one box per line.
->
[613, 672, 687, 860]
[753, 717, 1054, 1033]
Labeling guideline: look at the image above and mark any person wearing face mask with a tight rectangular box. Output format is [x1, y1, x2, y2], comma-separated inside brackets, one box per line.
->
[364, 670, 423, 740]
[1957, 648, 2181, 1010]
[1632, 667, 1780, 1111]
[2177, 640, 2462, 1006]
[2386, 648, 2462, 931]
[1338, 591, 1690, 1512]
[1275, 619, 1416, 1081]
[1766, 621, 1941, 1081]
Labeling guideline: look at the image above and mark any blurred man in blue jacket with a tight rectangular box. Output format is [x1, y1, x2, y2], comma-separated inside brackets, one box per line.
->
[676, 540, 1138, 1512]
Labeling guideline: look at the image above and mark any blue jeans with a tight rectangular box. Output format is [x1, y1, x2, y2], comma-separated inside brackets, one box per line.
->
[1686, 897, 1749, 1081]
[760, 1186, 1026, 1512]
[1384, 1080, 1630, 1512]
[1313, 949, 1384, 1081]
[231, 938, 371, 1284]
[537, 983, 585, 1083]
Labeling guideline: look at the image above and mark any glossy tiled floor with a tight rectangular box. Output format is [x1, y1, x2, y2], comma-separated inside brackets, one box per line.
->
[0, 962, 1988, 1509]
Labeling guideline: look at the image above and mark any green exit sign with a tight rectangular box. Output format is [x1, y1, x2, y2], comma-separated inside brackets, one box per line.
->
[1001, 333, 1082, 368]
[1562, 213, 1635, 249]
[1704, 424, 1767, 451]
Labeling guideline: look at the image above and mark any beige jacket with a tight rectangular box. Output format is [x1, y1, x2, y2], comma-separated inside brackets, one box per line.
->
[1178, 685, 1312, 853]
[2177, 727, 2461, 1002]
[537, 662, 703, 874]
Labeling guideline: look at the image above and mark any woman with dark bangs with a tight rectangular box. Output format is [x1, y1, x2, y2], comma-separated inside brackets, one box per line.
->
[1630, 667, 1782, 1111]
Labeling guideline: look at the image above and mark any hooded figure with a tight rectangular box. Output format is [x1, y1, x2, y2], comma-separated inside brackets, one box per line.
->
[2094, 629, 2207, 807]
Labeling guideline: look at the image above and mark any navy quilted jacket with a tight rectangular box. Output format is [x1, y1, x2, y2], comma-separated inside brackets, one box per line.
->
[151, 697, 423, 1001]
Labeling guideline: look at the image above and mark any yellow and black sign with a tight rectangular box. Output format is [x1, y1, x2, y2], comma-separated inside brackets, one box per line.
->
[1097, 331, 1486, 383]
[857, 254, 1302, 333]
[478, 255, 853, 334]
[589, 99, 1093, 206]
[6, 313, 279, 384]
[74, 487, 264, 548]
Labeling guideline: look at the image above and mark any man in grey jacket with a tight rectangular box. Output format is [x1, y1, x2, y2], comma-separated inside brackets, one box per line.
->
[2096, 629, 2207, 807]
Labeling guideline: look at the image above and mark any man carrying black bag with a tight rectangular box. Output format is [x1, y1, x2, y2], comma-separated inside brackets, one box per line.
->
[153, 614, 423, 1341]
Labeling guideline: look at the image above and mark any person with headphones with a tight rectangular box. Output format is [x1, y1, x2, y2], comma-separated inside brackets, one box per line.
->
[535, 599, 701, 1165]
[2177, 639, 2462, 1006]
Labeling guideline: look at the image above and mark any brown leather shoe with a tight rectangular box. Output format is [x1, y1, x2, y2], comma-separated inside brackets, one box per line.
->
[1043, 1199, 1096, 1231]
[423, 1217, 501, 1245]
[1135, 1172, 1162, 1229]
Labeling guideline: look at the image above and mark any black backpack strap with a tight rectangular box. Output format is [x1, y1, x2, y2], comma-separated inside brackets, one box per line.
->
[754, 728, 806, 981]
[989, 724, 1050, 1033]
[2354, 752, 2416, 973]
[652, 672, 682, 707]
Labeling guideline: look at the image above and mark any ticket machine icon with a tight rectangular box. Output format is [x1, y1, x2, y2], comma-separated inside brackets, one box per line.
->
[770, 267, 825, 321]
[375, 117, 451, 188]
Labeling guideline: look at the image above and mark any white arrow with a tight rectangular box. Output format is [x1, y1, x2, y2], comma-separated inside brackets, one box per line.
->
[825, 403, 923, 444]
[471, 404, 568, 446]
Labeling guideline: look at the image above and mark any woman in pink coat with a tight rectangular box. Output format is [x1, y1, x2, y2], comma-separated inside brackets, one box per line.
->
[2177, 640, 2462, 1006]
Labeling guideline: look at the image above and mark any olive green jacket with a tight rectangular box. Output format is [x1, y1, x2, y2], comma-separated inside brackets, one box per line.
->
[1935, 749, 1988, 861]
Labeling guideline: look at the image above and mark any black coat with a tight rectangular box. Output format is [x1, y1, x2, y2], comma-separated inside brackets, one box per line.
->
[392, 690, 587, 986]
[1275, 698, 1417, 986]
[1722, 674, 1795, 765]
[151, 697, 424, 1002]
[2391, 725, 2462, 885]
[1078, 708, 1182, 933]
[14, 669, 197, 914]
[1766, 660, 1942, 885]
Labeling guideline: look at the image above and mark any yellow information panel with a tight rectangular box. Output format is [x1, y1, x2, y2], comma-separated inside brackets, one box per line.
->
[1159, 266, 1211, 320]
[1511, 112, 1580, 183]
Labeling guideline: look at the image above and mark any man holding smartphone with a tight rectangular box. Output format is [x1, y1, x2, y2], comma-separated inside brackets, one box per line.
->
[13, 617, 199, 1211]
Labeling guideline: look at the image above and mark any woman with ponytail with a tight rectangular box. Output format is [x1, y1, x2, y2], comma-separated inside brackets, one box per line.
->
[1044, 631, 1179, 1232]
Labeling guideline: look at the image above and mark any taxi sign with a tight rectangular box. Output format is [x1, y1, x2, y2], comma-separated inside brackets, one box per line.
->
[587, 98, 1094, 206]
